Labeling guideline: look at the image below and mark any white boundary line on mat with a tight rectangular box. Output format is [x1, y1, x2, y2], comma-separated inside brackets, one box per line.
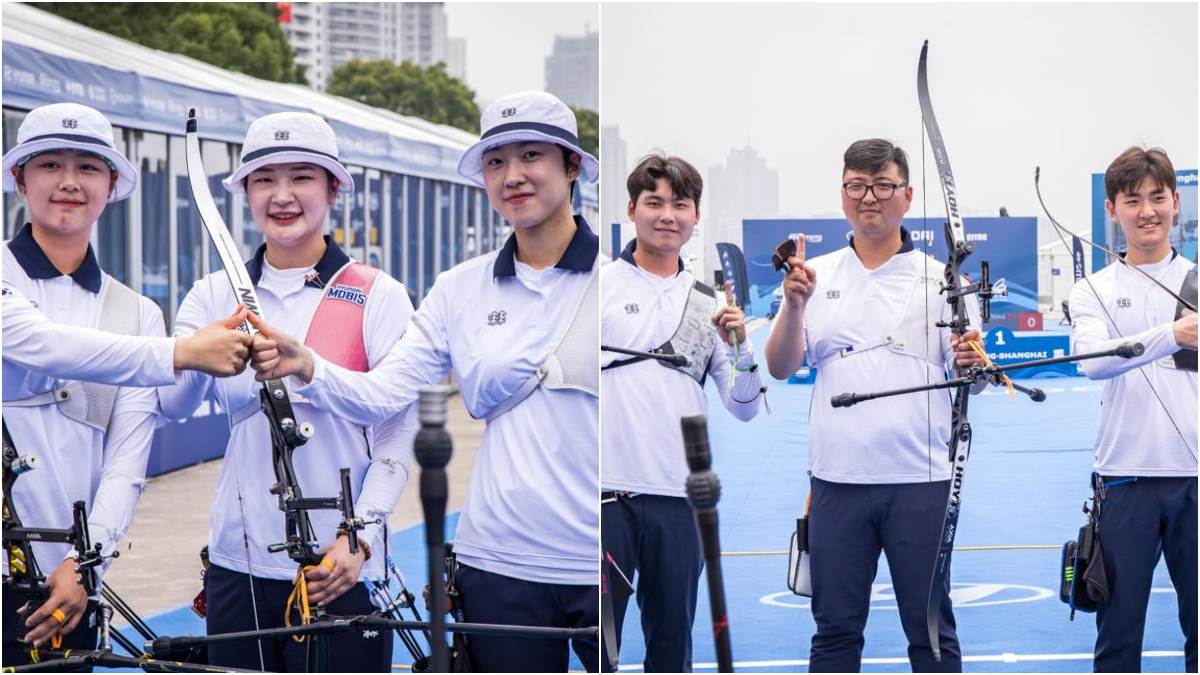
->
[618, 650, 1185, 672]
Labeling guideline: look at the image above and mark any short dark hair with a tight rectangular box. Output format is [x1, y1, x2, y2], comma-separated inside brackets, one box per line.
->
[626, 153, 703, 206]
[1105, 146, 1176, 202]
[843, 139, 909, 183]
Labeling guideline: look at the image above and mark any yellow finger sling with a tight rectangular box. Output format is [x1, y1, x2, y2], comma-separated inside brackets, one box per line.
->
[284, 559, 335, 643]
[967, 339, 1015, 399]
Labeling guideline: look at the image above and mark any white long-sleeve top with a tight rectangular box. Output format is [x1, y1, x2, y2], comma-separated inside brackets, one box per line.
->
[2, 225, 162, 589]
[1068, 251, 1197, 475]
[4, 280, 175, 387]
[298, 217, 600, 585]
[157, 239, 417, 581]
[601, 244, 762, 497]
[771, 231, 983, 484]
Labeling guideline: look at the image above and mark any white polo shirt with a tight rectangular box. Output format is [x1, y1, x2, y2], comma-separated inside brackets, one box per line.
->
[2, 224, 163, 586]
[771, 229, 983, 484]
[1069, 251, 1197, 476]
[601, 241, 763, 497]
[299, 216, 600, 586]
[157, 238, 417, 581]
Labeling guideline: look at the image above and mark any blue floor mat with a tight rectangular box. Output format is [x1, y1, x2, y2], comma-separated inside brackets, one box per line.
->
[612, 328, 1189, 672]
[68, 324, 1193, 673]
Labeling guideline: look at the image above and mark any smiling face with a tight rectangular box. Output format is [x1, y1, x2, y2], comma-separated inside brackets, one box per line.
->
[1106, 176, 1180, 262]
[481, 141, 578, 230]
[628, 177, 699, 258]
[840, 161, 912, 237]
[14, 150, 116, 238]
[245, 162, 337, 249]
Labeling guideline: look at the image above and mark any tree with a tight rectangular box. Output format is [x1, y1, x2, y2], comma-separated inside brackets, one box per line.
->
[30, 3, 306, 84]
[571, 107, 598, 157]
[326, 60, 480, 133]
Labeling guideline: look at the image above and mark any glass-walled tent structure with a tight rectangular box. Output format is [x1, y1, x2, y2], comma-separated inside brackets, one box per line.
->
[2, 3, 599, 327]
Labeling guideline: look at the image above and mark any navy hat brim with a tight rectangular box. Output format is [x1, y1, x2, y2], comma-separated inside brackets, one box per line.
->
[456, 127, 599, 187]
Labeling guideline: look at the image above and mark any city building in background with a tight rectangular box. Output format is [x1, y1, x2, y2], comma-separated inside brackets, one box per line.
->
[445, 36, 467, 81]
[280, 2, 460, 91]
[395, 3, 448, 74]
[700, 145, 787, 276]
[704, 144, 780, 275]
[545, 28, 598, 111]
[600, 123, 628, 255]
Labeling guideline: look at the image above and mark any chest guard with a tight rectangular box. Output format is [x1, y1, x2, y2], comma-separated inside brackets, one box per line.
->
[3, 259, 142, 434]
[603, 281, 719, 386]
[230, 261, 382, 426]
[1171, 265, 1197, 372]
[812, 255, 948, 373]
[485, 262, 600, 423]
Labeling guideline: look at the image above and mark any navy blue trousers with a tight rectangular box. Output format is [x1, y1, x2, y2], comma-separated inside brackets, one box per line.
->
[601, 494, 704, 672]
[2, 584, 98, 669]
[808, 477, 961, 673]
[456, 563, 599, 672]
[1094, 476, 1197, 673]
[204, 563, 392, 672]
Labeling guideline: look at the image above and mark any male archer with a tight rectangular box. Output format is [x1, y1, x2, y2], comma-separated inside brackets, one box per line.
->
[600, 153, 763, 672]
[1067, 146, 1197, 673]
[764, 139, 986, 672]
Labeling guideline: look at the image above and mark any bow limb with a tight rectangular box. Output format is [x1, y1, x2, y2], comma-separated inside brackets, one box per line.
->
[918, 39, 981, 664]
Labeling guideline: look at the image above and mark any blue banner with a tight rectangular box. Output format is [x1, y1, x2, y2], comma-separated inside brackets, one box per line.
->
[742, 216, 1039, 326]
[715, 242, 750, 308]
[985, 327, 1075, 378]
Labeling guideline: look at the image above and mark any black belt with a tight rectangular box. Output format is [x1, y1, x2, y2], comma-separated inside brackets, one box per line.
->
[600, 490, 634, 502]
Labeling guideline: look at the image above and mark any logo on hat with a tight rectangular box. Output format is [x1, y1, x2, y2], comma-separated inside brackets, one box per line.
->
[1117, 297, 1131, 308]
[61, 118, 78, 129]
[487, 310, 507, 326]
[275, 130, 290, 141]
[500, 107, 518, 118]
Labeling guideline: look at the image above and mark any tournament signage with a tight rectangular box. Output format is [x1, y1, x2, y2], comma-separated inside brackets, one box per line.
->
[743, 216, 1038, 327]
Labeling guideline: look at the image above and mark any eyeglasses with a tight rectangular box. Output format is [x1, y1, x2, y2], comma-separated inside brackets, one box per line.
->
[842, 181, 907, 201]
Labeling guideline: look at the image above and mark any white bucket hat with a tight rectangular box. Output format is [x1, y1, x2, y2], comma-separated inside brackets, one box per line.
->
[456, 91, 599, 187]
[224, 112, 353, 194]
[1, 103, 138, 203]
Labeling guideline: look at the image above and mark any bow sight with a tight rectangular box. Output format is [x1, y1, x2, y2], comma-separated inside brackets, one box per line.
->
[4, 420, 114, 612]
